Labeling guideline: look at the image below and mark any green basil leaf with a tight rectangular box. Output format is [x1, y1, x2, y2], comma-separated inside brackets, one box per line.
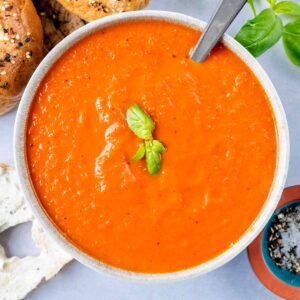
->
[126, 103, 155, 140]
[132, 143, 146, 161]
[151, 140, 166, 153]
[145, 140, 165, 175]
[274, 1, 300, 16]
[235, 8, 283, 57]
[283, 18, 300, 66]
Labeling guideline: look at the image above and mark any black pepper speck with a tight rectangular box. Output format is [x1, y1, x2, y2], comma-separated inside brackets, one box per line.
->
[4, 53, 11, 62]
[0, 81, 9, 89]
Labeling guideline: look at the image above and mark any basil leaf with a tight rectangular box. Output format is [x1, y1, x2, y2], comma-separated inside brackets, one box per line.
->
[126, 103, 155, 140]
[283, 18, 300, 66]
[274, 1, 300, 16]
[145, 140, 165, 175]
[132, 143, 146, 161]
[235, 8, 283, 57]
[151, 140, 166, 153]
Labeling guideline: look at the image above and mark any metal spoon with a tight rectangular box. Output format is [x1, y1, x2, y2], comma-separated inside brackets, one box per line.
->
[190, 0, 247, 63]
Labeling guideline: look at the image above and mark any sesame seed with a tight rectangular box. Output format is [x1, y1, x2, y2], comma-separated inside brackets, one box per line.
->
[11, 60, 15, 64]
[26, 51, 32, 58]
[1, 71, 7, 75]
[15, 34, 20, 40]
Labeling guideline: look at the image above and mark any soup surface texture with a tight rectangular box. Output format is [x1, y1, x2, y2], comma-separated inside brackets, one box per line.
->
[27, 20, 277, 273]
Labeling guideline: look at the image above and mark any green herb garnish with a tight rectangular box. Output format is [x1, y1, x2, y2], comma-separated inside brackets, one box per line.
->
[126, 103, 154, 140]
[235, 0, 300, 67]
[283, 18, 300, 66]
[235, 9, 283, 57]
[145, 140, 166, 175]
[274, 1, 300, 16]
[126, 104, 166, 175]
[132, 143, 146, 161]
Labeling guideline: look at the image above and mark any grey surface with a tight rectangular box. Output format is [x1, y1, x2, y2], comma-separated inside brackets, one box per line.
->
[1, 0, 300, 299]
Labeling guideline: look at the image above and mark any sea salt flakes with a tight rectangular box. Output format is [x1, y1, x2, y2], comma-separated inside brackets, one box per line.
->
[268, 205, 300, 274]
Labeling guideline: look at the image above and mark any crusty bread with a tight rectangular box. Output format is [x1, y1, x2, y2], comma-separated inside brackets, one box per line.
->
[34, 0, 86, 54]
[0, 0, 43, 115]
[56, 0, 150, 22]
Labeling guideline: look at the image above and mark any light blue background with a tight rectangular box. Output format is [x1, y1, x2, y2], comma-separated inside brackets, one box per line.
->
[1, 0, 300, 299]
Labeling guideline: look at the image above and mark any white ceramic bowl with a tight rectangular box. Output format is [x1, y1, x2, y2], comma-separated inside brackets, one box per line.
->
[14, 11, 289, 282]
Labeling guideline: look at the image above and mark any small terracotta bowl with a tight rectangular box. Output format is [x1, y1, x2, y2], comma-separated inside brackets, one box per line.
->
[248, 186, 300, 299]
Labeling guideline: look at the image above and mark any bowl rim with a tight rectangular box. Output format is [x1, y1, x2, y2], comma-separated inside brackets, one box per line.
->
[14, 10, 290, 282]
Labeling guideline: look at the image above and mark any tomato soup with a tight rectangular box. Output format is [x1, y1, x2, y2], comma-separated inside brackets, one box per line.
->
[26, 20, 277, 273]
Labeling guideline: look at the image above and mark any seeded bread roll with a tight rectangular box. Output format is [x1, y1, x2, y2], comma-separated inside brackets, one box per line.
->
[56, 0, 150, 22]
[0, 0, 43, 115]
[34, 0, 86, 54]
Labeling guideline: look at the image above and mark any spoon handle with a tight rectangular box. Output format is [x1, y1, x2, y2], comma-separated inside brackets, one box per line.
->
[190, 0, 247, 63]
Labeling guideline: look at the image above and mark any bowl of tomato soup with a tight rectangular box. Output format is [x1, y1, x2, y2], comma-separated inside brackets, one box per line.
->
[14, 11, 289, 281]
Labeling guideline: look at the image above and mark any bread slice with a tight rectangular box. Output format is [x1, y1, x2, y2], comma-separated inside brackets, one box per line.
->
[34, 0, 86, 54]
[57, 0, 150, 22]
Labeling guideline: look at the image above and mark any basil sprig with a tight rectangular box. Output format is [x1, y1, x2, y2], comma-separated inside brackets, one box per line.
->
[126, 104, 166, 175]
[236, 0, 300, 67]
